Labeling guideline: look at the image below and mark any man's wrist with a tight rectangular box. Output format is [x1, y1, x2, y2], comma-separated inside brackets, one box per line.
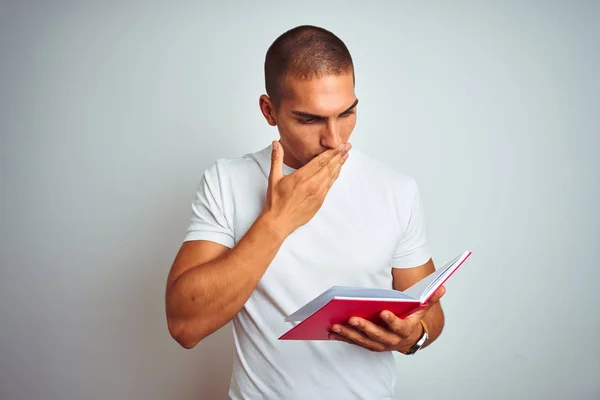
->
[256, 210, 290, 243]
[399, 320, 426, 354]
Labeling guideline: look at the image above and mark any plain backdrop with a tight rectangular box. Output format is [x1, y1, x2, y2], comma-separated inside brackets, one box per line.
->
[1, 1, 599, 399]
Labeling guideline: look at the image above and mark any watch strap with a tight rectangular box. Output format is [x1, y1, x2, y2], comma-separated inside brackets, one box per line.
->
[405, 320, 429, 355]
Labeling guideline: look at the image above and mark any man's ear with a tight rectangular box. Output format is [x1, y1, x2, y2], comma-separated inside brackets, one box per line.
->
[259, 94, 277, 126]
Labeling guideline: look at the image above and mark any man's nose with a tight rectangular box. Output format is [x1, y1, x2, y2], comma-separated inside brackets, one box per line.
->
[321, 121, 343, 149]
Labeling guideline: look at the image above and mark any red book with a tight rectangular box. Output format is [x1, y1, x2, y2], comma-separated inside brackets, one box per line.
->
[279, 250, 472, 340]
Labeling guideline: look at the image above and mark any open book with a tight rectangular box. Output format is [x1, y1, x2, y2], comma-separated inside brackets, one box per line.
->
[279, 250, 472, 340]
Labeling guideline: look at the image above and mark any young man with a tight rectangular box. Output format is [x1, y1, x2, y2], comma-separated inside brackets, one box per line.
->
[165, 25, 445, 399]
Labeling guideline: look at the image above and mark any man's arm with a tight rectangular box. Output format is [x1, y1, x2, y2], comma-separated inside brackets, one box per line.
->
[165, 214, 286, 349]
[165, 141, 351, 349]
[391, 258, 445, 351]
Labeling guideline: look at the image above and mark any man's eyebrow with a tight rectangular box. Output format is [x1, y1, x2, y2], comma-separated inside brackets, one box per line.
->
[291, 99, 359, 119]
[339, 99, 359, 115]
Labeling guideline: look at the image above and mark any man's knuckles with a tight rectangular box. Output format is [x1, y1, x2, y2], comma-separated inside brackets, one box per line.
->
[388, 336, 402, 347]
[388, 321, 412, 339]
[305, 181, 320, 196]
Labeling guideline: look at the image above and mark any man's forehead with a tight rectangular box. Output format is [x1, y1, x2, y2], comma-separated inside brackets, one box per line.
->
[280, 74, 356, 114]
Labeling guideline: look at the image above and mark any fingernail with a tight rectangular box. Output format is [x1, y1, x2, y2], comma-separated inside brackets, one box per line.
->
[332, 326, 340, 333]
[345, 143, 351, 151]
[273, 141, 279, 150]
[343, 153, 349, 160]
[349, 320, 359, 326]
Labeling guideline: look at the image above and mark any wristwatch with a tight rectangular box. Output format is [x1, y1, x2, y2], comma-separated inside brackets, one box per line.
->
[405, 321, 429, 355]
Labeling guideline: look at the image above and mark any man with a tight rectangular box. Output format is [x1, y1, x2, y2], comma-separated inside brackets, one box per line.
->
[165, 25, 446, 399]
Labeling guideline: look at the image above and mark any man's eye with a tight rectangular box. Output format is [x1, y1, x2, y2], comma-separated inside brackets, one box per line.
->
[299, 118, 315, 124]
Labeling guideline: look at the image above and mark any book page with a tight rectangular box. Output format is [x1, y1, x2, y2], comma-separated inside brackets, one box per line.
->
[403, 250, 471, 302]
[285, 286, 416, 321]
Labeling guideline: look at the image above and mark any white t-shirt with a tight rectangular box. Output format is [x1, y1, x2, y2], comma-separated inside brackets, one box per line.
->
[184, 144, 431, 400]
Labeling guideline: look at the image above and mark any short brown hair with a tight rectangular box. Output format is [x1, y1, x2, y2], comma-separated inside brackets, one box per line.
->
[264, 25, 354, 106]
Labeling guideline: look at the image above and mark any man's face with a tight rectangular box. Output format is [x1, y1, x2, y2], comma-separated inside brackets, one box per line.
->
[261, 72, 358, 169]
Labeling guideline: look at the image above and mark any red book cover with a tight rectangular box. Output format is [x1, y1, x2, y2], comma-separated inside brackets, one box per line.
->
[278, 250, 471, 341]
[279, 298, 428, 340]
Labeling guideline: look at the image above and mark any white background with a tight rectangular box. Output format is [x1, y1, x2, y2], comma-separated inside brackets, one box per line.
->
[1, 1, 598, 399]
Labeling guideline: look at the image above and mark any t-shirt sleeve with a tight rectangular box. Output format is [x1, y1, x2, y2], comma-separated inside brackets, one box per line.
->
[390, 178, 431, 269]
[183, 161, 235, 248]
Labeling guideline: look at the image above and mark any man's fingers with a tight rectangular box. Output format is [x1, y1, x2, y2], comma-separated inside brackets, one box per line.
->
[419, 286, 446, 314]
[296, 148, 338, 178]
[325, 152, 348, 189]
[299, 143, 351, 178]
[380, 311, 413, 339]
[402, 286, 446, 324]
[269, 141, 284, 185]
[327, 332, 354, 345]
[429, 285, 446, 304]
[347, 317, 402, 348]
[330, 324, 388, 352]
[312, 143, 351, 190]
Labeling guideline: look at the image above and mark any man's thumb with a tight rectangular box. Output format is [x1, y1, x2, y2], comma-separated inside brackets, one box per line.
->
[269, 141, 284, 183]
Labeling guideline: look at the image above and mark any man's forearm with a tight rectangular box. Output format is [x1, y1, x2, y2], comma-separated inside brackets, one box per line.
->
[166, 212, 286, 348]
[421, 303, 445, 348]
